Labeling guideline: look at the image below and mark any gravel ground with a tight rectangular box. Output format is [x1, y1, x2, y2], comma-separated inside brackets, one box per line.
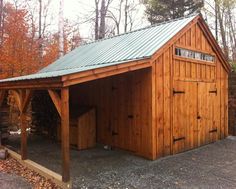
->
[0, 172, 31, 189]
[6, 135, 236, 189]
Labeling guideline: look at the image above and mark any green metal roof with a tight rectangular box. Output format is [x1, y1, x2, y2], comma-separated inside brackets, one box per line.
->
[0, 14, 198, 83]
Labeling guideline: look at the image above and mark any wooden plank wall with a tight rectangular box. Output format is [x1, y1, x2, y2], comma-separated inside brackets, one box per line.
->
[70, 68, 153, 159]
[217, 57, 228, 139]
[154, 22, 229, 159]
[173, 23, 216, 82]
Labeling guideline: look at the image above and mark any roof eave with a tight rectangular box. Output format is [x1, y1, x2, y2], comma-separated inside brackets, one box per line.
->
[0, 77, 63, 90]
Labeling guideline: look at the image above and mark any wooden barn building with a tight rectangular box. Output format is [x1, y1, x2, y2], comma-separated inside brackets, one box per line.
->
[0, 14, 230, 183]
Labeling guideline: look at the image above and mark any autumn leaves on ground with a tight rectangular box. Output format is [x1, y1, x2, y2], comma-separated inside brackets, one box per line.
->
[0, 157, 61, 189]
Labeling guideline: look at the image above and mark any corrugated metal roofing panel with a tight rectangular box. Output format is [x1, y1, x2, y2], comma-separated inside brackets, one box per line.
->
[0, 14, 197, 83]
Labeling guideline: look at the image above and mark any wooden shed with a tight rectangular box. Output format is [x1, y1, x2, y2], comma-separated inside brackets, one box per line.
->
[0, 14, 230, 183]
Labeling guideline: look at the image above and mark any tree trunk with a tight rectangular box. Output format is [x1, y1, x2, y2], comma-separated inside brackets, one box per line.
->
[124, 0, 128, 33]
[99, 0, 106, 39]
[38, 0, 43, 64]
[95, 0, 99, 40]
[59, 0, 64, 57]
[216, 3, 229, 60]
[228, 8, 236, 61]
[214, 0, 218, 42]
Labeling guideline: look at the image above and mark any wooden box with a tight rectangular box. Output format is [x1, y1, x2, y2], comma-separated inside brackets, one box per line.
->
[77, 108, 96, 150]
[57, 107, 96, 150]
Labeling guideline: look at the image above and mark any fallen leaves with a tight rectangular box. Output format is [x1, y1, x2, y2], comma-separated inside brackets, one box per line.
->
[0, 157, 61, 189]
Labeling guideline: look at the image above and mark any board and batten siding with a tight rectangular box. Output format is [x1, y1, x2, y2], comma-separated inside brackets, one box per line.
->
[153, 21, 228, 158]
[70, 68, 154, 159]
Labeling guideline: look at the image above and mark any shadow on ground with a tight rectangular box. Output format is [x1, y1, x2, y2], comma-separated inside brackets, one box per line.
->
[6, 135, 236, 189]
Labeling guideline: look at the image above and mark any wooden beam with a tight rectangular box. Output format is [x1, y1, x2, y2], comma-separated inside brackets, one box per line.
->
[0, 77, 63, 90]
[11, 90, 22, 112]
[20, 113, 27, 160]
[63, 61, 151, 87]
[11, 89, 33, 160]
[61, 59, 150, 82]
[61, 87, 70, 182]
[48, 90, 62, 117]
[0, 90, 6, 108]
[21, 90, 33, 113]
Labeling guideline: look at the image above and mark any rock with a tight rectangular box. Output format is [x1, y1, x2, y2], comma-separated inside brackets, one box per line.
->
[0, 149, 8, 160]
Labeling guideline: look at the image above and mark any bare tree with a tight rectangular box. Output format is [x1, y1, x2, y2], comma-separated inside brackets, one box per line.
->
[59, 0, 64, 57]
[204, 0, 236, 62]
[107, 0, 142, 35]
[38, 0, 43, 64]
[98, 0, 112, 39]
[95, 0, 99, 39]
[216, 1, 229, 60]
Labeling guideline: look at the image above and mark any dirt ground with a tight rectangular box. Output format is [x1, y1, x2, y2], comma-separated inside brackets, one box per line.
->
[6, 135, 236, 189]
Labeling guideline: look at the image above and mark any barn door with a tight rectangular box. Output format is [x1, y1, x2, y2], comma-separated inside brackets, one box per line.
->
[197, 82, 218, 146]
[172, 81, 198, 154]
[110, 76, 133, 150]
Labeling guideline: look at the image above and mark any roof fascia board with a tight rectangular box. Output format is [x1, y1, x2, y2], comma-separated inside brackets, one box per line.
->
[62, 59, 151, 87]
[0, 77, 63, 90]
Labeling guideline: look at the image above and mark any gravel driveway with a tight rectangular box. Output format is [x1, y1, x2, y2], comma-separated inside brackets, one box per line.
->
[7, 135, 236, 189]
[0, 172, 31, 189]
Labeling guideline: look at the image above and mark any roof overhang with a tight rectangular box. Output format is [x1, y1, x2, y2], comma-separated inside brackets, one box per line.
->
[0, 59, 151, 90]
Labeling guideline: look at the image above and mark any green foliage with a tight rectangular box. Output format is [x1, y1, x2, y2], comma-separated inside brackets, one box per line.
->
[144, 0, 204, 24]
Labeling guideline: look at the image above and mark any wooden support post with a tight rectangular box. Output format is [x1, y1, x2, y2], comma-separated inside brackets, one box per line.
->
[0, 90, 6, 108]
[20, 90, 32, 160]
[12, 89, 33, 160]
[20, 113, 27, 160]
[61, 87, 70, 182]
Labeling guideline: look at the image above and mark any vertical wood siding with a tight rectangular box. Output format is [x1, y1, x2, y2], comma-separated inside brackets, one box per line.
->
[70, 68, 153, 159]
[154, 22, 228, 158]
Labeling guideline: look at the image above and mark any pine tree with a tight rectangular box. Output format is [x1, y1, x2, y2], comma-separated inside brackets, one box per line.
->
[144, 0, 204, 24]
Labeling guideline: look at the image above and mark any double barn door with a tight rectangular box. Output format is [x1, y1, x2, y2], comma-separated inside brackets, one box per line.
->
[172, 81, 219, 154]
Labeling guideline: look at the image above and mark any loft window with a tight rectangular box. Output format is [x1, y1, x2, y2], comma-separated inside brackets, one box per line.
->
[175, 47, 215, 62]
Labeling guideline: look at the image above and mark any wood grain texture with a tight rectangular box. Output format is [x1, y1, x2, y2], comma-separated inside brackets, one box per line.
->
[61, 87, 70, 182]
[77, 108, 96, 150]
[153, 20, 229, 159]
[69, 68, 153, 159]
[48, 89, 61, 116]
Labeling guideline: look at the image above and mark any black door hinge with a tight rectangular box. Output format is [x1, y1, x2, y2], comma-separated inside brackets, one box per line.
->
[173, 89, 185, 95]
[111, 86, 117, 91]
[173, 137, 186, 142]
[112, 131, 118, 136]
[209, 89, 217, 95]
[128, 115, 134, 119]
[209, 128, 217, 133]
